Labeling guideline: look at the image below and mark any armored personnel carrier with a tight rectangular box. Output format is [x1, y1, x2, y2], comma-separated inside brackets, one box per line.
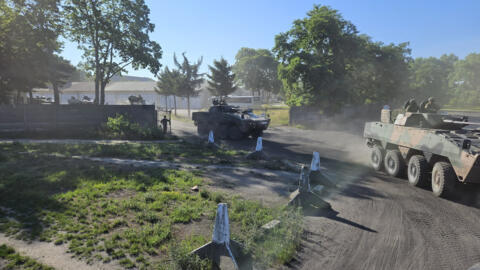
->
[192, 100, 270, 140]
[364, 107, 480, 197]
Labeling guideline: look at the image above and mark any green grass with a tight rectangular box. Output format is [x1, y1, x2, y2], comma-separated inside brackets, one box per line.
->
[0, 144, 302, 269]
[11, 141, 246, 166]
[254, 108, 289, 127]
[8, 142, 294, 172]
[0, 244, 54, 270]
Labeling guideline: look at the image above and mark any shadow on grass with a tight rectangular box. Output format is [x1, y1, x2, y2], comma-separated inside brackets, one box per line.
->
[0, 146, 173, 240]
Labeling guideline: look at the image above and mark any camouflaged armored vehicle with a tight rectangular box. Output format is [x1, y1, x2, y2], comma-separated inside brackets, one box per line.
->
[364, 107, 479, 197]
[192, 100, 270, 140]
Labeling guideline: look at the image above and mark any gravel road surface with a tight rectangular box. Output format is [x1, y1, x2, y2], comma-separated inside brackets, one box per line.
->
[172, 119, 480, 270]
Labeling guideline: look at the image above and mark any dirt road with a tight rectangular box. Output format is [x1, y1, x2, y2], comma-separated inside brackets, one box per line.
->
[172, 120, 480, 270]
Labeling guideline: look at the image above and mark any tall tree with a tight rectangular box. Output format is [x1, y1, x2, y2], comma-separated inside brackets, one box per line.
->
[348, 36, 412, 106]
[64, 0, 162, 104]
[48, 55, 76, 104]
[233, 48, 282, 101]
[409, 54, 457, 104]
[273, 5, 412, 113]
[207, 57, 237, 98]
[173, 53, 204, 117]
[273, 5, 360, 113]
[156, 67, 184, 116]
[0, 0, 63, 104]
[449, 53, 480, 106]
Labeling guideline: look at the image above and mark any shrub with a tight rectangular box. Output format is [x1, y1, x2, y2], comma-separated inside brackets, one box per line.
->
[103, 114, 164, 140]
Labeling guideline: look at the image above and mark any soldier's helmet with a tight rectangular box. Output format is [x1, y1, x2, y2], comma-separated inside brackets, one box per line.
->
[428, 97, 435, 102]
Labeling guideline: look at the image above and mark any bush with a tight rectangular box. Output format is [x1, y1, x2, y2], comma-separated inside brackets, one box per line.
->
[103, 114, 164, 140]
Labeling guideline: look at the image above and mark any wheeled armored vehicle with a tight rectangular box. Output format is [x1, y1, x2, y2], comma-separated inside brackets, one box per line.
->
[364, 107, 480, 197]
[192, 100, 270, 140]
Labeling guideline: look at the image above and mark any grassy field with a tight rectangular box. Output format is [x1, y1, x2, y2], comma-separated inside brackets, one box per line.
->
[0, 144, 302, 269]
[0, 245, 54, 270]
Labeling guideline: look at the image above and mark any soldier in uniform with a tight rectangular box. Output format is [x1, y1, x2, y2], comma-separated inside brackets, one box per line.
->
[404, 98, 419, 113]
[160, 115, 170, 134]
[424, 97, 440, 113]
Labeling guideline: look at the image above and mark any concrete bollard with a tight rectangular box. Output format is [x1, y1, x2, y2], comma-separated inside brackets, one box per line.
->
[208, 130, 214, 144]
[310, 151, 320, 171]
[191, 203, 252, 270]
[246, 137, 267, 160]
[289, 165, 331, 210]
[255, 137, 263, 152]
[308, 152, 337, 188]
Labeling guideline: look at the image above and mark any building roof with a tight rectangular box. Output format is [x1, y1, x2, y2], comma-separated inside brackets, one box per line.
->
[34, 81, 159, 93]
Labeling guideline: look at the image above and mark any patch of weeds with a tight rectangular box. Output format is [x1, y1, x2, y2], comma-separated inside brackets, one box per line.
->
[0, 244, 54, 270]
[168, 236, 212, 270]
[119, 257, 135, 268]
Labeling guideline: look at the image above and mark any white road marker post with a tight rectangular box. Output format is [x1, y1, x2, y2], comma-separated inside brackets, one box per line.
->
[255, 137, 263, 152]
[310, 151, 320, 171]
[208, 130, 214, 144]
[191, 203, 252, 270]
[246, 136, 267, 160]
[309, 152, 337, 188]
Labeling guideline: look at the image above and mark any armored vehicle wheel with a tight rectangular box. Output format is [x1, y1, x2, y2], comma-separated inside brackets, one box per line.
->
[431, 162, 456, 197]
[216, 125, 229, 139]
[197, 123, 209, 135]
[228, 126, 245, 140]
[370, 145, 384, 171]
[384, 150, 405, 177]
[408, 155, 429, 187]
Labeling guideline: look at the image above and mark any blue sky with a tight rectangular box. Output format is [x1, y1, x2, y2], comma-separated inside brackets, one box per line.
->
[60, 0, 480, 79]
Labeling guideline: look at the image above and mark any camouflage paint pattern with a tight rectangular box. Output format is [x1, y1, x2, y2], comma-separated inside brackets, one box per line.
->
[364, 113, 480, 183]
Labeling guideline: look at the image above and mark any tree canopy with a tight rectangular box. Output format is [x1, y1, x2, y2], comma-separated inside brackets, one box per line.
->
[0, 0, 63, 103]
[173, 53, 204, 116]
[233, 48, 282, 98]
[64, 0, 162, 104]
[207, 57, 237, 97]
[273, 5, 411, 113]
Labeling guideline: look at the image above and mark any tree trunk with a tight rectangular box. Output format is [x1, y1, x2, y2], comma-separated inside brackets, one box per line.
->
[94, 76, 99, 104]
[187, 95, 190, 117]
[53, 82, 60, 105]
[100, 81, 106, 105]
[174, 96, 177, 116]
[165, 95, 168, 111]
[28, 90, 33, 104]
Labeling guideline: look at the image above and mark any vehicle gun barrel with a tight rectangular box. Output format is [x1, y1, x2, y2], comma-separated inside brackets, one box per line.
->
[443, 119, 480, 126]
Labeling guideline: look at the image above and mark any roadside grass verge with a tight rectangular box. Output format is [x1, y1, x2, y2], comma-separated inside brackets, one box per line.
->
[254, 107, 289, 127]
[8, 142, 294, 171]
[10, 141, 247, 166]
[0, 244, 54, 270]
[0, 146, 302, 269]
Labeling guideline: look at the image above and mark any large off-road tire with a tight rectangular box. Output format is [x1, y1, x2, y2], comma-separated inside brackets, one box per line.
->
[431, 162, 456, 197]
[215, 124, 229, 140]
[384, 150, 405, 177]
[370, 145, 384, 171]
[407, 155, 429, 187]
[228, 125, 245, 140]
[197, 123, 209, 135]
